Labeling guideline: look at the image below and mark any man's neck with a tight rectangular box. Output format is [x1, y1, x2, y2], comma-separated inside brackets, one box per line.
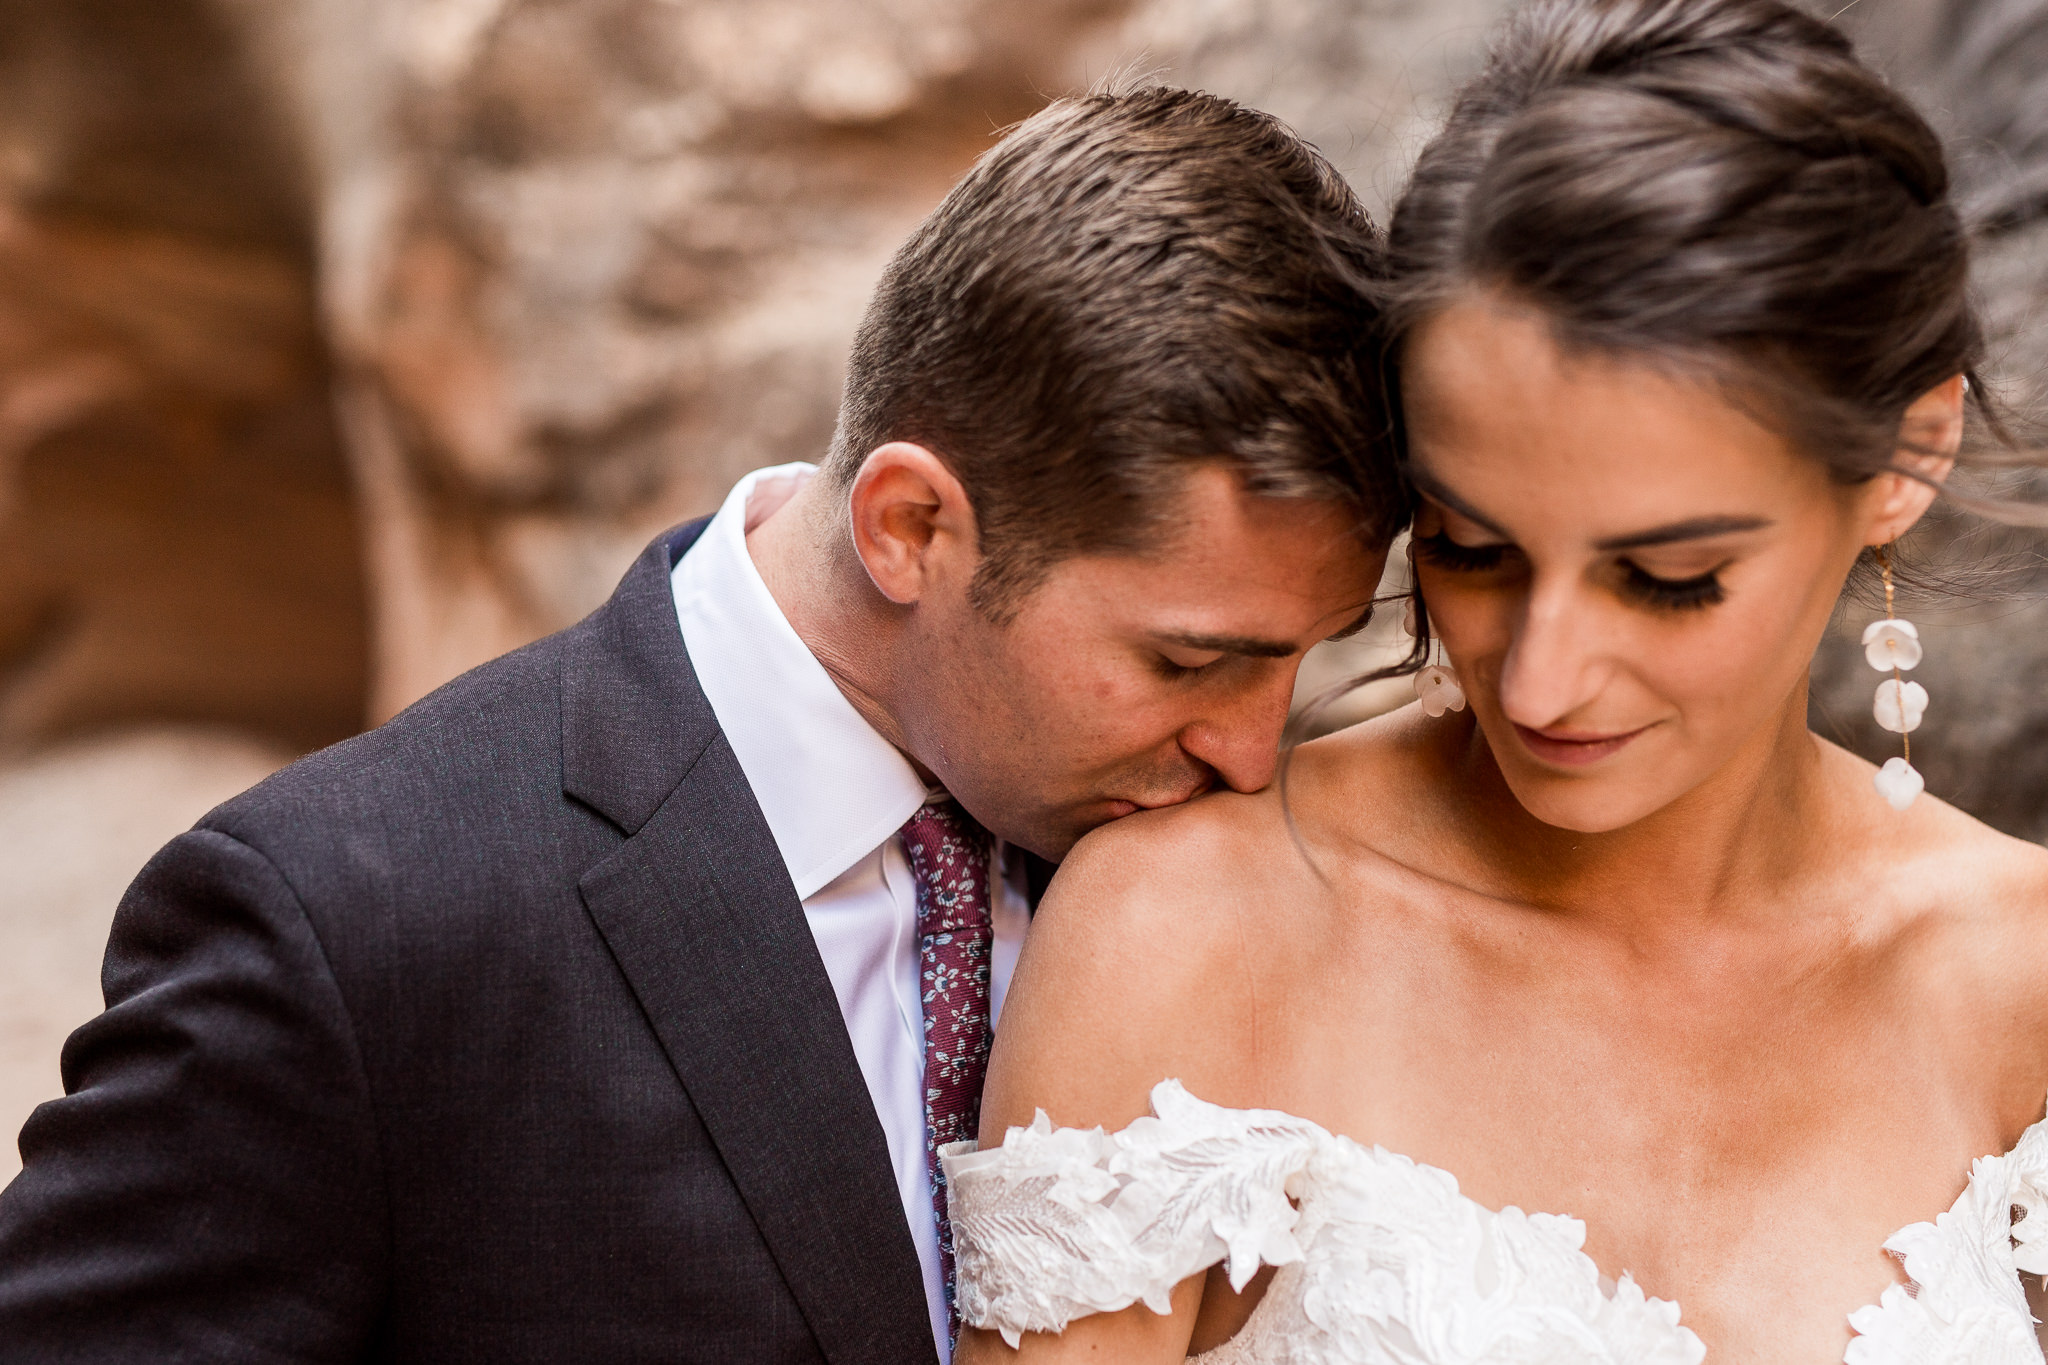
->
[743, 471, 929, 779]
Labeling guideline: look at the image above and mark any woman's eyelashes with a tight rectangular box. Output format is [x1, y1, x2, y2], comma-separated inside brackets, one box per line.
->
[1618, 561, 1727, 611]
[1416, 530, 1729, 612]
[1412, 531, 1508, 573]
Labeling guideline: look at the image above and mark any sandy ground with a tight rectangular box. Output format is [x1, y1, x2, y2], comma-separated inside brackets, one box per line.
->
[0, 729, 287, 1183]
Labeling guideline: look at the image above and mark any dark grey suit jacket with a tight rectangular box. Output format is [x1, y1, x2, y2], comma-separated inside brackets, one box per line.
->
[0, 522, 940, 1365]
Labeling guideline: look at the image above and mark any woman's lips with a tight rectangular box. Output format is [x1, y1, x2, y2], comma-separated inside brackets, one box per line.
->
[1512, 722, 1651, 768]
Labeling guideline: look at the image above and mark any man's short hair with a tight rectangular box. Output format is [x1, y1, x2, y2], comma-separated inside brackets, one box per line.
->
[825, 85, 1404, 618]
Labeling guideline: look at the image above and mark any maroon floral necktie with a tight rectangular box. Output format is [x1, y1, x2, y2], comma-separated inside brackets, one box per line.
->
[899, 799, 994, 1333]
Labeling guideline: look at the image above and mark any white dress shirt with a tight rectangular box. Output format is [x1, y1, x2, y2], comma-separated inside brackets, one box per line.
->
[670, 463, 1029, 1361]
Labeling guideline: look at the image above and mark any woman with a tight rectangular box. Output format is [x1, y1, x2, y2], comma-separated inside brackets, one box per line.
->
[946, 0, 2048, 1360]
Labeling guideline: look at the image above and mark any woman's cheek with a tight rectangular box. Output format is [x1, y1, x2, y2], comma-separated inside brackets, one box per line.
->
[1638, 605, 1788, 730]
[1423, 581, 1511, 669]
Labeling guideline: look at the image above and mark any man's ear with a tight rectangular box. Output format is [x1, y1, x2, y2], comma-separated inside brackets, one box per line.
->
[847, 442, 980, 605]
[1863, 374, 1964, 548]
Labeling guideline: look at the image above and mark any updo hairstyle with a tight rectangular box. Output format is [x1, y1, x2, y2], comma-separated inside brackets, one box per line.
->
[1387, 0, 2022, 508]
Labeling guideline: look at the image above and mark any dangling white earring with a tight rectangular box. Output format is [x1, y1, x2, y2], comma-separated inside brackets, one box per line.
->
[1403, 592, 1467, 718]
[1865, 545, 1927, 811]
[1416, 659, 1467, 717]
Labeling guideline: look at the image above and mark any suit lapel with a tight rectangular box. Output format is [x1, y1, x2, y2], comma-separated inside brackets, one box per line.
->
[562, 524, 937, 1365]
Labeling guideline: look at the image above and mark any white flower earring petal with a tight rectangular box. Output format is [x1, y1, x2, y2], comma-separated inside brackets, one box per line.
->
[1403, 588, 1466, 717]
[1875, 756, 1925, 811]
[1873, 678, 1928, 734]
[1861, 619, 1922, 671]
[1866, 545, 1926, 809]
[1415, 664, 1466, 717]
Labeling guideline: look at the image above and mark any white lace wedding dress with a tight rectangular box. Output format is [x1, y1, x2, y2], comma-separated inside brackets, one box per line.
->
[942, 1081, 2048, 1363]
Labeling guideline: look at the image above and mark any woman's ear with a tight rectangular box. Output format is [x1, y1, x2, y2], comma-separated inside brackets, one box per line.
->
[846, 442, 980, 604]
[1862, 374, 1964, 547]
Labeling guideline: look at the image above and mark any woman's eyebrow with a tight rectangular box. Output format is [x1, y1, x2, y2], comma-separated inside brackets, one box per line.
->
[1593, 516, 1773, 551]
[1406, 467, 1509, 538]
[1410, 465, 1772, 551]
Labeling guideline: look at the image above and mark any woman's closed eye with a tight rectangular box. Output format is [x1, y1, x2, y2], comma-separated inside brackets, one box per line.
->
[1413, 530, 1510, 573]
[1617, 560, 1727, 612]
[1419, 526, 1730, 613]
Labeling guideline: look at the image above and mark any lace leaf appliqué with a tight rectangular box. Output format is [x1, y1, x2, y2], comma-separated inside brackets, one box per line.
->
[941, 1081, 1321, 1346]
[1845, 1110, 2048, 1364]
[944, 1082, 1703, 1361]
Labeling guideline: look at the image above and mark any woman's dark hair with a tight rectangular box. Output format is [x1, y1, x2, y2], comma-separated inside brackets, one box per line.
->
[1385, 0, 2038, 521]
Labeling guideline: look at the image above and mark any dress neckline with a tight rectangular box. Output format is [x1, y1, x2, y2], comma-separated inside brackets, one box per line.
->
[946, 1081, 2048, 1361]
[1177, 1081, 2048, 1360]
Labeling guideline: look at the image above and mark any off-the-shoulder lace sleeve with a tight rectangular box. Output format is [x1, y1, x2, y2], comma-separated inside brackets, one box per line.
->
[940, 1080, 1326, 1347]
[1845, 1107, 2048, 1363]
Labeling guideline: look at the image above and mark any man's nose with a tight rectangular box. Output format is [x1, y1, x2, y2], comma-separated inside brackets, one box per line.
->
[1175, 668, 1295, 796]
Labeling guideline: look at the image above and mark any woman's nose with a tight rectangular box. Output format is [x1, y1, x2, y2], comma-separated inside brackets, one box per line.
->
[1494, 582, 1607, 730]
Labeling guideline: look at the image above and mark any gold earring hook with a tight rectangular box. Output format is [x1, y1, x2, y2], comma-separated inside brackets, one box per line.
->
[1875, 544, 1907, 766]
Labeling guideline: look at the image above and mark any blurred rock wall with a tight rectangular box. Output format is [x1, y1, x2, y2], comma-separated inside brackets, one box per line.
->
[220, 0, 1508, 718]
[4, 0, 1498, 743]
[225, 0, 1105, 716]
[0, 0, 368, 753]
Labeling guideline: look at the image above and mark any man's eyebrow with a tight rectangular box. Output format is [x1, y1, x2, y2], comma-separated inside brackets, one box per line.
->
[1156, 630, 1299, 659]
[1593, 516, 1773, 551]
[1405, 467, 1510, 539]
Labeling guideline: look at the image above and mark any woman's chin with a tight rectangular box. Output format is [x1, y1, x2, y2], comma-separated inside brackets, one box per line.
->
[1494, 763, 1679, 836]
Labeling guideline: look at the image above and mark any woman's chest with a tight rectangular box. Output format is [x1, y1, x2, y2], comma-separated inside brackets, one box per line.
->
[1247, 1142, 2045, 1365]
[1254, 952, 2039, 1359]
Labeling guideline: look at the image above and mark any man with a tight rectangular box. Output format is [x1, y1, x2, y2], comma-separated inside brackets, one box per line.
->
[0, 87, 1401, 1363]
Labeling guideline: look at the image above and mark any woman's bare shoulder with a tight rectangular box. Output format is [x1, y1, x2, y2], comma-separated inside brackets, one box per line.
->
[1269, 705, 1469, 871]
[1829, 738, 2048, 930]
[981, 716, 1452, 1138]
[1288, 703, 1441, 788]
[1033, 718, 1438, 974]
[1850, 763, 2048, 1090]
[1916, 802, 2048, 965]
[981, 789, 1316, 1136]
[1049, 783, 1297, 926]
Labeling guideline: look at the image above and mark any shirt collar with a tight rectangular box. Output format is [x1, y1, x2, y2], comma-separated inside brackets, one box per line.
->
[670, 464, 930, 899]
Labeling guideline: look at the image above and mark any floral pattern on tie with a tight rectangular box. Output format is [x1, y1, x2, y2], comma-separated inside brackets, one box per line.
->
[900, 800, 995, 1333]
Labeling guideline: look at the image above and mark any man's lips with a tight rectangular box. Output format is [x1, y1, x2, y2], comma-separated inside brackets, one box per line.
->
[1099, 784, 1210, 820]
[1512, 722, 1652, 768]
[1101, 795, 1182, 819]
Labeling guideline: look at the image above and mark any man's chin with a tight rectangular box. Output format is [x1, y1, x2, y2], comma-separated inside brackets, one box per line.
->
[1023, 800, 1142, 862]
